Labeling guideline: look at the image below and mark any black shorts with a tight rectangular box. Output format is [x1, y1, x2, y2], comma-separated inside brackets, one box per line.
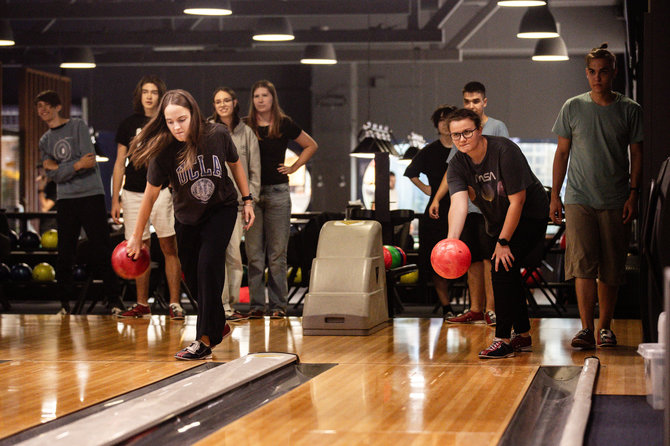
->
[460, 213, 496, 262]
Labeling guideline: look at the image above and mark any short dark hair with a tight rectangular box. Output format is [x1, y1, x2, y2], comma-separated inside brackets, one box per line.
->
[462, 81, 486, 97]
[34, 90, 61, 107]
[132, 75, 167, 114]
[586, 43, 616, 70]
[430, 104, 457, 128]
[446, 108, 481, 131]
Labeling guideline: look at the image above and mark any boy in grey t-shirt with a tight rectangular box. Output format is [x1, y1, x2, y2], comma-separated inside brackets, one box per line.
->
[37, 90, 121, 314]
[550, 44, 643, 350]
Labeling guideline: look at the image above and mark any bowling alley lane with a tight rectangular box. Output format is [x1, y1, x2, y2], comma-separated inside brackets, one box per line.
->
[0, 315, 647, 443]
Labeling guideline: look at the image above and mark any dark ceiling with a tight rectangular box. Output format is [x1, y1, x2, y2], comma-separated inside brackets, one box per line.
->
[1, 0, 624, 67]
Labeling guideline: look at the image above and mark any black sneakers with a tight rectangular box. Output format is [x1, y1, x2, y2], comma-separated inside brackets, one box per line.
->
[175, 340, 212, 360]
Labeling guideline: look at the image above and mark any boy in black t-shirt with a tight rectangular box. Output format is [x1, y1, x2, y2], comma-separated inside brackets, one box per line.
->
[446, 109, 549, 359]
[111, 76, 185, 320]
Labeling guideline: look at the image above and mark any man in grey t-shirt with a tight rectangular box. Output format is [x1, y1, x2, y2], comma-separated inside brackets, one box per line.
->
[551, 45, 643, 350]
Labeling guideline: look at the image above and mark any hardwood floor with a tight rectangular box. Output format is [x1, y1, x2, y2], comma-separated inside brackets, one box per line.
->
[0, 314, 646, 444]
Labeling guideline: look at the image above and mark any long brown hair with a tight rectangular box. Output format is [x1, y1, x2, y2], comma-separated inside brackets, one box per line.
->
[208, 86, 241, 131]
[129, 89, 208, 169]
[132, 75, 167, 114]
[246, 80, 287, 139]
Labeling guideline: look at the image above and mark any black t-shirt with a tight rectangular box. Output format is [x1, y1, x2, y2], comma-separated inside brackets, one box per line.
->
[256, 116, 302, 185]
[147, 123, 239, 225]
[404, 139, 454, 214]
[447, 135, 549, 236]
[115, 113, 151, 192]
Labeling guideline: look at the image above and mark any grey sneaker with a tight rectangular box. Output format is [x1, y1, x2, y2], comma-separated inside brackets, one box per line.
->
[571, 328, 596, 350]
[598, 328, 617, 347]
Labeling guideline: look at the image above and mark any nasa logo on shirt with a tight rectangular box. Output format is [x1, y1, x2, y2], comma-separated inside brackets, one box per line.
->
[53, 138, 73, 162]
[191, 178, 215, 202]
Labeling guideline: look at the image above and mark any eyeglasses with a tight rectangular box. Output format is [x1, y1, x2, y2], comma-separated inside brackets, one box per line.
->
[449, 129, 477, 140]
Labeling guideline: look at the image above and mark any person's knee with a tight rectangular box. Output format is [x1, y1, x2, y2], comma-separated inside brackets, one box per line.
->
[158, 236, 178, 257]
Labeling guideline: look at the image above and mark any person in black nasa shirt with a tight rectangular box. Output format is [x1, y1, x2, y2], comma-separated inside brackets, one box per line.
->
[126, 89, 255, 360]
[446, 108, 548, 359]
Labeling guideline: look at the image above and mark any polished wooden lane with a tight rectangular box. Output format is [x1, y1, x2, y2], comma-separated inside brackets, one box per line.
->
[0, 314, 646, 444]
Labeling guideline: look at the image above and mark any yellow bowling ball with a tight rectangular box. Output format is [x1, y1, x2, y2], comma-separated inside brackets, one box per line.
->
[399, 270, 419, 284]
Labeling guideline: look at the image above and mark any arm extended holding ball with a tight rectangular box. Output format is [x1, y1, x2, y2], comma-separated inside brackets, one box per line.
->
[125, 182, 161, 259]
[446, 190, 468, 239]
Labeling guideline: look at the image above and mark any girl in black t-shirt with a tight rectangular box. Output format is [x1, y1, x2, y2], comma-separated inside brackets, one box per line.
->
[243, 80, 318, 319]
[126, 89, 255, 360]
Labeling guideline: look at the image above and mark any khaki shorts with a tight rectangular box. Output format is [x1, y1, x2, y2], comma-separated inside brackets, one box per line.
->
[564, 204, 630, 286]
[121, 188, 176, 241]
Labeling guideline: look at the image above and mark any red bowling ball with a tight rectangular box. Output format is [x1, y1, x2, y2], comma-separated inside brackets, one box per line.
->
[431, 238, 471, 279]
[111, 240, 150, 279]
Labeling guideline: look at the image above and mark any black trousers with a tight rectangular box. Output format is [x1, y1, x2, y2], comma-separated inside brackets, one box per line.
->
[492, 217, 548, 339]
[56, 194, 119, 309]
[176, 205, 237, 347]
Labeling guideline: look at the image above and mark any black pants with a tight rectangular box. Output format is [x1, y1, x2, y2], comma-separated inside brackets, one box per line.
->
[176, 205, 237, 348]
[492, 217, 548, 339]
[56, 194, 119, 310]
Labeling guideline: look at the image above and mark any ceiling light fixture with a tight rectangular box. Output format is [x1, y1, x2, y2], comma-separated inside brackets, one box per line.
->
[300, 44, 337, 65]
[253, 17, 295, 42]
[183, 0, 232, 16]
[0, 20, 16, 46]
[60, 47, 96, 69]
[532, 35, 568, 61]
[498, 1, 546, 6]
[517, 6, 559, 39]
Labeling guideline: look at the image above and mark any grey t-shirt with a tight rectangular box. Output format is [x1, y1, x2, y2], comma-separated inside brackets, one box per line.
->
[39, 118, 105, 200]
[483, 116, 509, 138]
[552, 91, 643, 209]
[447, 136, 549, 237]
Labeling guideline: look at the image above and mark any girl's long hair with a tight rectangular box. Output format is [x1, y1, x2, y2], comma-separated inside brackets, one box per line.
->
[245, 79, 287, 139]
[129, 89, 208, 169]
[208, 86, 241, 131]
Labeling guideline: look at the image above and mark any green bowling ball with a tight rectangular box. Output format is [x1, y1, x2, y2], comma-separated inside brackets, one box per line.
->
[41, 229, 58, 250]
[32, 262, 56, 282]
[383, 245, 403, 268]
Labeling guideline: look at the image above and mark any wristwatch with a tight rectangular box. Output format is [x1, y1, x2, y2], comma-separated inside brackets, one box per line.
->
[241, 194, 253, 202]
[497, 238, 509, 246]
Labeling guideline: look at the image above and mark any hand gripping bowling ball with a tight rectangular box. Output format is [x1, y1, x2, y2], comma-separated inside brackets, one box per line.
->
[10, 263, 33, 282]
[41, 229, 58, 250]
[33, 262, 56, 282]
[19, 230, 41, 251]
[112, 240, 150, 279]
[431, 238, 472, 279]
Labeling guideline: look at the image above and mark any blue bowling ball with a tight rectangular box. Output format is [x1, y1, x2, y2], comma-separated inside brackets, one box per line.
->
[72, 264, 88, 281]
[0, 263, 10, 282]
[10, 263, 33, 282]
[19, 230, 41, 252]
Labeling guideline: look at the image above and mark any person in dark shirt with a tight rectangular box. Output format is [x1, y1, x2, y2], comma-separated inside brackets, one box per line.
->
[243, 80, 318, 319]
[446, 108, 549, 359]
[126, 89, 255, 360]
[112, 75, 185, 320]
[404, 105, 457, 320]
